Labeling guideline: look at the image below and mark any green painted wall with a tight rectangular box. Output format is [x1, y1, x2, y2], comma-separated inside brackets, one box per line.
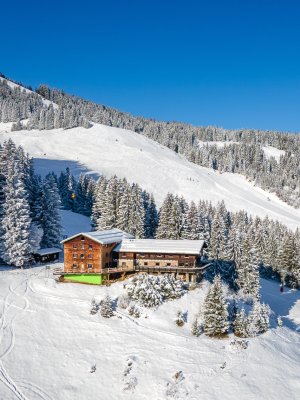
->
[63, 274, 106, 285]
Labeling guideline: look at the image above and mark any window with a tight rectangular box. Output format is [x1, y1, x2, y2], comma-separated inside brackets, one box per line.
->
[122, 262, 126, 267]
[73, 243, 77, 249]
[80, 244, 85, 249]
[88, 254, 92, 259]
[185, 262, 189, 266]
[184, 255, 190, 259]
[80, 254, 84, 259]
[73, 253, 77, 258]
[72, 263, 78, 269]
[157, 254, 163, 258]
[122, 252, 127, 257]
[81, 236, 85, 241]
[167, 263, 171, 266]
[87, 264, 93, 269]
[155, 262, 160, 266]
[179, 263, 184, 267]
[144, 262, 148, 266]
[89, 244, 93, 249]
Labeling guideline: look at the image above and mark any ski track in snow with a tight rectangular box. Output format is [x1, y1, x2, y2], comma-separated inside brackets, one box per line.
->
[0, 269, 53, 400]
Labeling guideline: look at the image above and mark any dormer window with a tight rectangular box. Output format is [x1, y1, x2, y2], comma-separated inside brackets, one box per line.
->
[81, 236, 85, 241]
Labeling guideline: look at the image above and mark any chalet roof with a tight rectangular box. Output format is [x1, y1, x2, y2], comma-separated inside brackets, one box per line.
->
[61, 229, 134, 245]
[113, 239, 206, 255]
[35, 248, 62, 256]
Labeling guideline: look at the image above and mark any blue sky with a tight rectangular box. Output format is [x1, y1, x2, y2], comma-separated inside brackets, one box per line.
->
[1, 0, 300, 131]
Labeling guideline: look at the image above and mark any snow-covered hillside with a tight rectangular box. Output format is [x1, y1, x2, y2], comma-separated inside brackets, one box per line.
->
[1, 202, 299, 400]
[0, 76, 57, 108]
[0, 267, 299, 400]
[1, 123, 300, 230]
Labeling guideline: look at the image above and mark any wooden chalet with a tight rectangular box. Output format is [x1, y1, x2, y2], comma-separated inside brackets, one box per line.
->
[34, 248, 62, 263]
[56, 229, 207, 284]
[113, 239, 207, 282]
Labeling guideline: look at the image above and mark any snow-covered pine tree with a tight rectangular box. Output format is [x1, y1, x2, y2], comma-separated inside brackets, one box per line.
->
[277, 233, 299, 288]
[100, 295, 114, 318]
[202, 275, 229, 337]
[97, 175, 119, 230]
[233, 308, 249, 337]
[191, 317, 202, 336]
[40, 173, 62, 248]
[143, 192, 158, 238]
[128, 184, 145, 238]
[155, 193, 174, 239]
[91, 176, 107, 229]
[183, 201, 200, 239]
[116, 184, 132, 232]
[236, 228, 260, 300]
[2, 155, 32, 267]
[248, 302, 270, 336]
[58, 167, 76, 210]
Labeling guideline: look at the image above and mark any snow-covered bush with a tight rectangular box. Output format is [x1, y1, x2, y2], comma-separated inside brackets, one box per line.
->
[100, 295, 114, 318]
[277, 316, 283, 327]
[175, 311, 185, 327]
[128, 304, 141, 318]
[118, 294, 130, 309]
[127, 274, 186, 308]
[90, 299, 100, 315]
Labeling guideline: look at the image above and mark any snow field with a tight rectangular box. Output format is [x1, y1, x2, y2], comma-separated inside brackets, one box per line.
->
[1, 123, 300, 230]
[0, 267, 300, 400]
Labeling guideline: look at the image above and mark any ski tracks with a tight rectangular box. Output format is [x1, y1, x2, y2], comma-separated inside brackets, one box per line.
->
[0, 269, 53, 400]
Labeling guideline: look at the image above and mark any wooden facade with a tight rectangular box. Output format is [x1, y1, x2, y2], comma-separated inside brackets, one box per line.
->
[63, 235, 117, 274]
[61, 231, 207, 283]
[117, 252, 198, 268]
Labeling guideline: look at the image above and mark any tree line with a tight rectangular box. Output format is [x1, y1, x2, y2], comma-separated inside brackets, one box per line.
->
[1, 75, 300, 209]
[1, 140, 299, 292]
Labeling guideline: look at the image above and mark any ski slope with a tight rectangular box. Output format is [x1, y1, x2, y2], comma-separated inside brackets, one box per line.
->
[1, 123, 299, 230]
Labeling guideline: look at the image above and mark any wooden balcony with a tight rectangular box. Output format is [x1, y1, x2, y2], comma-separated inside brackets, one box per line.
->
[53, 263, 209, 277]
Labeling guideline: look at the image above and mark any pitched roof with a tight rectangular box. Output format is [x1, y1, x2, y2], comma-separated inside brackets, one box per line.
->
[61, 229, 134, 245]
[113, 239, 206, 255]
[35, 248, 62, 256]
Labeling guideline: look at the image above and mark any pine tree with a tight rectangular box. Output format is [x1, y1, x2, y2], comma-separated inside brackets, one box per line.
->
[202, 275, 229, 337]
[40, 173, 62, 248]
[233, 308, 249, 337]
[191, 317, 202, 336]
[248, 302, 270, 336]
[100, 295, 114, 318]
[2, 156, 32, 267]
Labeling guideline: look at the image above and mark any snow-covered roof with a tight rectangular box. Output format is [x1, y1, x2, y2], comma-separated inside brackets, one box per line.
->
[61, 229, 134, 245]
[114, 239, 206, 255]
[35, 248, 62, 256]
